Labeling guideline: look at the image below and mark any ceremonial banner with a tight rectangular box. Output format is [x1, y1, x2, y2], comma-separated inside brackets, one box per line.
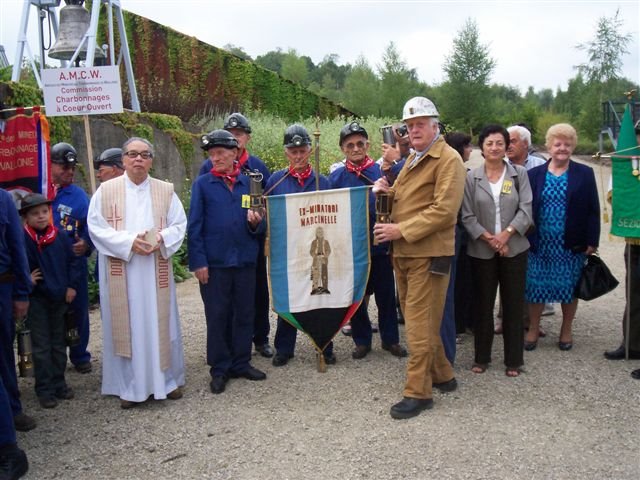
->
[0, 107, 52, 205]
[611, 103, 640, 238]
[267, 186, 371, 352]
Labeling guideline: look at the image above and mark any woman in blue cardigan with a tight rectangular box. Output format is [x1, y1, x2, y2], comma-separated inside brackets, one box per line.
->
[524, 124, 600, 351]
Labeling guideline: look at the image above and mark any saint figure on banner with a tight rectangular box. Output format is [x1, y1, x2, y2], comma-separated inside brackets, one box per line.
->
[310, 226, 331, 295]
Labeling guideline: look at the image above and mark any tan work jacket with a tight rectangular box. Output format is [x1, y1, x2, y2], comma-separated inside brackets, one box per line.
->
[389, 136, 466, 258]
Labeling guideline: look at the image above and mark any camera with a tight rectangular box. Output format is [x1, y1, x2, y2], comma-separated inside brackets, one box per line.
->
[380, 125, 395, 145]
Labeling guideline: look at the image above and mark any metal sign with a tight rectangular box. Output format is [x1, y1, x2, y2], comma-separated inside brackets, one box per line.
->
[42, 65, 124, 116]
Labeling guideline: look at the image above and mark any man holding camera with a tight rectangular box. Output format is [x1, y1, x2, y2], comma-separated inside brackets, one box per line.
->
[329, 122, 405, 360]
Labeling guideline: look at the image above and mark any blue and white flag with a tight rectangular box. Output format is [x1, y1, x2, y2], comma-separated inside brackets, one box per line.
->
[266, 186, 371, 351]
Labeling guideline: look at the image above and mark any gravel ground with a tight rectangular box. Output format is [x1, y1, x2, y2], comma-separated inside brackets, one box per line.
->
[15, 157, 640, 479]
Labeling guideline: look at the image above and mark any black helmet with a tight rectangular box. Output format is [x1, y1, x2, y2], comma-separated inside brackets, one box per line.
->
[93, 148, 123, 170]
[201, 129, 239, 151]
[283, 124, 311, 148]
[339, 121, 368, 146]
[19, 193, 52, 215]
[50, 142, 77, 165]
[223, 113, 252, 133]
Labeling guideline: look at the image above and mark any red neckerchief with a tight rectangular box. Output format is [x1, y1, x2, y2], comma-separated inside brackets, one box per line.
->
[237, 149, 249, 168]
[24, 224, 58, 252]
[345, 155, 375, 177]
[289, 164, 312, 186]
[210, 163, 241, 190]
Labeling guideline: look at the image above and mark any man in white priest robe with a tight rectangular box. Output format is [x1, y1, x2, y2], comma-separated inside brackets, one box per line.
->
[87, 137, 187, 409]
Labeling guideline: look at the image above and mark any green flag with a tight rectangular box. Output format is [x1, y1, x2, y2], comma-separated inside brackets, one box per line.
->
[611, 103, 640, 238]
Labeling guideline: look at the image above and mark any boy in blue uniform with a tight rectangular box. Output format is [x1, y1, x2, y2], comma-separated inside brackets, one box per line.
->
[265, 124, 336, 367]
[50, 142, 93, 374]
[20, 193, 82, 408]
[329, 122, 406, 360]
[199, 113, 274, 358]
[188, 130, 267, 394]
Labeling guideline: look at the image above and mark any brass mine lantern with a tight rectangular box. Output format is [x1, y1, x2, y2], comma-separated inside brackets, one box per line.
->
[16, 317, 34, 378]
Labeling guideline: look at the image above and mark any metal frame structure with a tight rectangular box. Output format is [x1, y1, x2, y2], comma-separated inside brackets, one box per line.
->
[11, 0, 139, 111]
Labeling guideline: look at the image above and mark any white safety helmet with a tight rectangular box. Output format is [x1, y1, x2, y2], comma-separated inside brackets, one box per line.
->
[402, 96, 439, 121]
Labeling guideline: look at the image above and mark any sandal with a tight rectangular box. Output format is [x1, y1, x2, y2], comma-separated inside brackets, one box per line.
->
[471, 363, 487, 374]
[505, 367, 521, 377]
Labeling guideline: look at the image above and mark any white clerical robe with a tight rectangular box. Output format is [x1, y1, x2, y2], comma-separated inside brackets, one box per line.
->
[88, 174, 187, 402]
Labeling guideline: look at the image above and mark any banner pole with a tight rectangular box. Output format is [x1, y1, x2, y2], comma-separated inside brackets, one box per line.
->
[83, 115, 97, 194]
[313, 118, 320, 192]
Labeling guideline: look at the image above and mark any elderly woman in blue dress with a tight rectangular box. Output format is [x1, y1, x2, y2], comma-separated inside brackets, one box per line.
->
[524, 123, 600, 351]
[462, 124, 533, 377]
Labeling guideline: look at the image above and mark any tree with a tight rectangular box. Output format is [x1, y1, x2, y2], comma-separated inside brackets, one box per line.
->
[255, 48, 286, 74]
[377, 42, 423, 117]
[440, 18, 496, 133]
[222, 44, 252, 61]
[443, 19, 495, 85]
[280, 49, 309, 85]
[342, 56, 380, 116]
[575, 9, 633, 84]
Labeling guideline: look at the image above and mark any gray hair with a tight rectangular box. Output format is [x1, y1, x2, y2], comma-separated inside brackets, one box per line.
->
[122, 137, 155, 156]
[507, 125, 531, 147]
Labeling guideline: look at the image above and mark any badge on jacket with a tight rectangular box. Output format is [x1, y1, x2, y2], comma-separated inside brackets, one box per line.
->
[501, 180, 513, 195]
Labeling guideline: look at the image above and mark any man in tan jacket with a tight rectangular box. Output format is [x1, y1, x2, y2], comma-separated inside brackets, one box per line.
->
[374, 97, 466, 419]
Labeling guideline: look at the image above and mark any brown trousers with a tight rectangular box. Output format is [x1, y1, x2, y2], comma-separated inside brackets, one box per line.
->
[393, 256, 454, 399]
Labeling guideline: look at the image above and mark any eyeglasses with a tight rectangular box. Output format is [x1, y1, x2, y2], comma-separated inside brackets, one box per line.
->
[344, 141, 366, 151]
[124, 150, 153, 159]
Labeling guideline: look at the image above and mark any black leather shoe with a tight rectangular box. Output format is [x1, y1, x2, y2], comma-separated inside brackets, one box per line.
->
[229, 366, 267, 381]
[558, 341, 573, 351]
[524, 341, 537, 351]
[210, 375, 228, 394]
[38, 397, 58, 409]
[631, 368, 640, 380]
[351, 345, 371, 360]
[323, 352, 337, 365]
[272, 353, 293, 367]
[74, 362, 92, 374]
[433, 378, 458, 393]
[604, 345, 640, 360]
[390, 397, 433, 419]
[0, 445, 29, 480]
[12, 413, 36, 432]
[382, 343, 408, 358]
[55, 386, 75, 400]
[255, 343, 274, 358]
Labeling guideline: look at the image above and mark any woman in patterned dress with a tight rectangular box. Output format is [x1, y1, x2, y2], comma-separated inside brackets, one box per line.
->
[524, 124, 600, 351]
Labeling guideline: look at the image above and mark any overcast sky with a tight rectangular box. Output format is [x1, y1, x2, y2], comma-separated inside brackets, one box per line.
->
[1, 0, 638, 94]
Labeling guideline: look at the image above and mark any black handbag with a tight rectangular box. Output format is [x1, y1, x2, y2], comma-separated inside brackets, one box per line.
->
[575, 254, 619, 301]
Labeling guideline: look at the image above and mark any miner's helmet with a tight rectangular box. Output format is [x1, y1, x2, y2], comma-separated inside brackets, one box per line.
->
[223, 113, 252, 134]
[200, 129, 239, 151]
[19, 193, 52, 215]
[402, 96, 439, 121]
[93, 148, 123, 170]
[339, 121, 368, 146]
[283, 124, 311, 148]
[50, 142, 78, 165]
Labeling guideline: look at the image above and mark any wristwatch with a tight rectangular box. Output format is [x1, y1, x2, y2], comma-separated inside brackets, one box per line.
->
[506, 226, 515, 234]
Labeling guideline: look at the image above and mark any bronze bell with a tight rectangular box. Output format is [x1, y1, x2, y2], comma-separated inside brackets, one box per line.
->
[48, 2, 105, 61]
